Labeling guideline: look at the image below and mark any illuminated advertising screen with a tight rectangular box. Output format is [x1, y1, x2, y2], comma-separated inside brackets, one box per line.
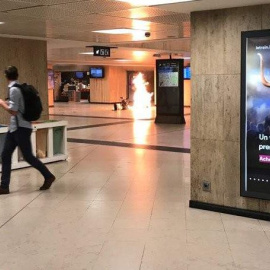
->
[241, 30, 270, 200]
[48, 70, 54, 89]
[158, 62, 179, 87]
[184, 67, 191, 80]
[90, 67, 104, 78]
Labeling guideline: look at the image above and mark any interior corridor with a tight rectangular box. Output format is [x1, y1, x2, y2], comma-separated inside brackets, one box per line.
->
[0, 103, 269, 270]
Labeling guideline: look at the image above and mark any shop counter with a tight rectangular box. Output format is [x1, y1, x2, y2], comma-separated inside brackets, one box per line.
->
[80, 89, 90, 100]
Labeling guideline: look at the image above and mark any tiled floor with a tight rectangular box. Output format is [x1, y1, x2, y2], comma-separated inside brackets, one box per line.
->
[0, 103, 269, 270]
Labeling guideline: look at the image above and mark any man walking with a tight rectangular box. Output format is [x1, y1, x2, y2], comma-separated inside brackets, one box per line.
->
[0, 66, 55, 194]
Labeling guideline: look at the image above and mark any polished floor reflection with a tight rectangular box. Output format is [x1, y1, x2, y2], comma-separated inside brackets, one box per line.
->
[0, 103, 269, 270]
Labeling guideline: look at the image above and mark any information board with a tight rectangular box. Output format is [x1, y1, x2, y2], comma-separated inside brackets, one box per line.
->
[155, 59, 185, 124]
[241, 30, 270, 200]
[158, 63, 179, 87]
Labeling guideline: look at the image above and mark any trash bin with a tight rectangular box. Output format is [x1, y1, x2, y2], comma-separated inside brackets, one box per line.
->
[68, 90, 75, 101]
[53, 127, 64, 155]
[75, 91, 81, 102]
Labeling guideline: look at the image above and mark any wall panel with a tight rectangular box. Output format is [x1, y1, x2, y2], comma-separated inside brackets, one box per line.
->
[191, 5, 270, 212]
[0, 37, 48, 124]
[90, 66, 127, 103]
[184, 80, 191, 107]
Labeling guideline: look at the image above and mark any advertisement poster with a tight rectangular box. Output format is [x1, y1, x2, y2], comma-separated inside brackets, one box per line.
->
[241, 30, 270, 200]
[48, 70, 54, 89]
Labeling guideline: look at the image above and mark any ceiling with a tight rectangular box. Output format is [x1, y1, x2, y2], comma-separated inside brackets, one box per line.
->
[0, 0, 269, 67]
[159, 0, 270, 13]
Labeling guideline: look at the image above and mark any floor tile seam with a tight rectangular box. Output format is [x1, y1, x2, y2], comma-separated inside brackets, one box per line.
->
[0, 148, 95, 230]
[259, 221, 270, 243]
[112, 127, 190, 144]
[139, 244, 146, 270]
[109, 180, 133, 229]
[50, 114, 190, 124]
[264, 231, 270, 243]
[147, 175, 160, 230]
[184, 203, 188, 245]
[114, 131, 190, 145]
[77, 251, 101, 270]
[221, 214, 239, 268]
[49, 113, 155, 121]
[94, 124, 190, 142]
[67, 138, 191, 154]
[0, 192, 43, 230]
[89, 183, 133, 269]
[88, 242, 107, 269]
[67, 120, 133, 131]
[85, 173, 113, 211]
[91, 239, 146, 270]
[256, 219, 266, 231]
[55, 144, 101, 207]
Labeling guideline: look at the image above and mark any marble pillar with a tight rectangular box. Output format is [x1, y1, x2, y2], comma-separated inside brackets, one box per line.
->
[191, 5, 270, 212]
[0, 37, 48, 124]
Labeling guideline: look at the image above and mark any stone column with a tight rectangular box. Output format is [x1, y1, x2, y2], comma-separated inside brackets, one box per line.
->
[0, 37, 48, 124]
[190, 5, 270, 213]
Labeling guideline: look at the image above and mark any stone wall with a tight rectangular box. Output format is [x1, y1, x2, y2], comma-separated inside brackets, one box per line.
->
[0, 37, 48, 124]
[191, 5, 270, 212]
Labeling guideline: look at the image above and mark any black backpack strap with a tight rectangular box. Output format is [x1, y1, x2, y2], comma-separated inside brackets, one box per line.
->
[15, 115, 20, 128]
[12, 83, 21, 128]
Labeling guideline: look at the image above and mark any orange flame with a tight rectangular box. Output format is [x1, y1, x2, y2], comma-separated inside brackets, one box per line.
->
[133, 73, 153, 109]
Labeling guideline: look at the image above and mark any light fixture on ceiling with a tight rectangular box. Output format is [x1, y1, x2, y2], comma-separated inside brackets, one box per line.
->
[114, 59, 132, 62]
[0, 22, 5, 25]
[93, 29, 144, 35]
[79, 52, 94, 55]
[116, 0, 197, 6]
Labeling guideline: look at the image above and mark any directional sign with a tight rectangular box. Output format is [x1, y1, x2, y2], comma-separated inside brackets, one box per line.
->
[93, 46, 110, 57]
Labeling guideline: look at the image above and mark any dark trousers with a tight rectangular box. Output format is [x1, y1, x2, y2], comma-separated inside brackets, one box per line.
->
[1, 127, 53, 189]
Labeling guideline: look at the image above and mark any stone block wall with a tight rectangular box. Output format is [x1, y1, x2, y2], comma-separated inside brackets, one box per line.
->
[191, 5, 270, 212]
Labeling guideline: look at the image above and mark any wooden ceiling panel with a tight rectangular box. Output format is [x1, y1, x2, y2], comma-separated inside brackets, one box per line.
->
[102, 6, 176, 19]
[146, 13, 190, 25]
[0, 1, 37, 11]
[6, 0, 92, 5]
[0, 0, 190, 48]
[53, 0, 131, 13]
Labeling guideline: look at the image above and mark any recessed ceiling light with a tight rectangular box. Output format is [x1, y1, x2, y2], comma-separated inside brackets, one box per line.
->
[93, 29, 144, 35]
[0, 22, 5, 25]
[116, 0, 197, 6]
[80, 52, 94, 55]
[114, 59, 132, 62]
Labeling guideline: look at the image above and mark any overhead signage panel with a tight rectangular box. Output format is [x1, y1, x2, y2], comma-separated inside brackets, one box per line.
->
[93, 46, 110, 57]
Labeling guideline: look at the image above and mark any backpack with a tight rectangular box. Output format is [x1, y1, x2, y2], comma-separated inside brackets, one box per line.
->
[14, 83, 43, 121]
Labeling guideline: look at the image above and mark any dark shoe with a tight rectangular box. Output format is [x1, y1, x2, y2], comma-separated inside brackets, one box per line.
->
[40, 175, 56, 190]
[0, 187, 10, 195]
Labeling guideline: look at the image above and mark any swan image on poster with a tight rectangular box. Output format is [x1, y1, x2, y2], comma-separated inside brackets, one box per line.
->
[258, 53, 270, 87]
